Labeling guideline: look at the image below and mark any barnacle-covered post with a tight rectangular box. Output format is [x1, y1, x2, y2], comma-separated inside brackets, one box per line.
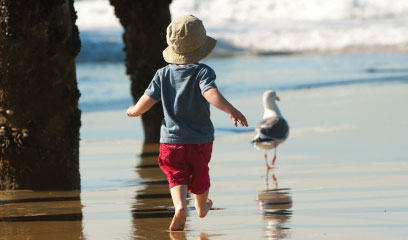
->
[109, 0, 171, 143]
[0, 0, 81, 189]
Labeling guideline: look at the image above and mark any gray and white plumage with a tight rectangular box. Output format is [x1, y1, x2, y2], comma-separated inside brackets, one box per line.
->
[251, 90, 289, 168]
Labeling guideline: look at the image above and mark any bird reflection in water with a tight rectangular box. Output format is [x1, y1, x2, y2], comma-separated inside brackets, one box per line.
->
[257, 171, 292, 239]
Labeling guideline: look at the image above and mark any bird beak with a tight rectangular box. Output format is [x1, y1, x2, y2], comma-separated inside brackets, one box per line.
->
[276, 96, 280, 102]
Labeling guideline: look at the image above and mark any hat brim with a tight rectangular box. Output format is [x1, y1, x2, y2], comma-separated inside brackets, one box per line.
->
[163, 36, 217, 64]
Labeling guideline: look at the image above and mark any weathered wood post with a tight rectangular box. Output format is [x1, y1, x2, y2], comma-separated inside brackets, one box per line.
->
[0, 0, 81, 189]
[110, 0, 172, 143]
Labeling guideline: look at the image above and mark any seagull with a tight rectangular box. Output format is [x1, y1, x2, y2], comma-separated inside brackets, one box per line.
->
[251, 90, 289, 169]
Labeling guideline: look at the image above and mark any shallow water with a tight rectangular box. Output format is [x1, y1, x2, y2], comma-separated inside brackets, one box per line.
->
[78, 52, 408, 141]
[76, 52, 408, 113]
[1, 82, 408, 239]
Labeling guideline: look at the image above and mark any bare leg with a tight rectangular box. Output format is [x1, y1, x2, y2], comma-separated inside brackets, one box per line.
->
[194, 189, 213, 218]
[264, 150, 270, 169]
[169, 185, 188, 231]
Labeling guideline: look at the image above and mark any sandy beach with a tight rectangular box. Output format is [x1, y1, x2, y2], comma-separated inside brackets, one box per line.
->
[1, 82, 407, 239]
[2, 0, 408, 238]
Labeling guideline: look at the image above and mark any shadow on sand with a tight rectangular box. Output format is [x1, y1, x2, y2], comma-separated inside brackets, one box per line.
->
[0, 190, 84, 238]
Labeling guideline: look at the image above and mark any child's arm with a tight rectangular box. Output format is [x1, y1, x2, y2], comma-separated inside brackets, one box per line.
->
[203, 88, 248, 127]
[126, 94, 157, 117]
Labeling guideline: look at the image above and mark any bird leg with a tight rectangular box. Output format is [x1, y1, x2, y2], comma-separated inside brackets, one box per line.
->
[264, 150, 270, 169]
[271, 144, 277, 168]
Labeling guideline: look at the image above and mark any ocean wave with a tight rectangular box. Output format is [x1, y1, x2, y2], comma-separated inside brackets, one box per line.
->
[221, 74, 408, 96]
[170, 0, 408, 22]
[75, 0, 121, 30]
[76, 30, 124, 62]
[74, 0, 408, 56]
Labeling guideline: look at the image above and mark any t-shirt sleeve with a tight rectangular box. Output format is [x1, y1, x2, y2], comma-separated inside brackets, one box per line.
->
[144, 71, 161, 101]
[198, 65, 217, 94]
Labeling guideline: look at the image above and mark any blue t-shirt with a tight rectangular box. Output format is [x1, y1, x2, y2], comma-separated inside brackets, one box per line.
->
[144, 63, 217, 144]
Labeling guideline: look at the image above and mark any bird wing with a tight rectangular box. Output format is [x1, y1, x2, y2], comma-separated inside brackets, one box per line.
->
[252, 117, 289, 143]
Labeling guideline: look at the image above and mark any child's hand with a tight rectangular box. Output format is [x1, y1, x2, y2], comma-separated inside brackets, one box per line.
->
[126, 106, 137, 117]
[202, 88, 248, 127]
[228, 108, 248, 127]
[126, 94, 158, 117]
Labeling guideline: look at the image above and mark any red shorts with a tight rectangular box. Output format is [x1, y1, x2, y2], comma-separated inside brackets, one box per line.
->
[158, 142, 213, 195]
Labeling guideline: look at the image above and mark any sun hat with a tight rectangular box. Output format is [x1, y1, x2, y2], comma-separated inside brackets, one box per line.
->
[163, 15, 217, 64]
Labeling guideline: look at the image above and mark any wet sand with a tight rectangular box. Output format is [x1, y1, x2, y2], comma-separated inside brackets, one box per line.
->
[1, 83, 408, 239]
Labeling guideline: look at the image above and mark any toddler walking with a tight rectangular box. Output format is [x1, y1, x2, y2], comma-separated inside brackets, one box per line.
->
[127, 15, 248, 231]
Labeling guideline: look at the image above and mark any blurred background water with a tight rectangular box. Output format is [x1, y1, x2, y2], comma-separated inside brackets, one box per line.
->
[75, 0, 408, 55]
[73, 0, 408, 136]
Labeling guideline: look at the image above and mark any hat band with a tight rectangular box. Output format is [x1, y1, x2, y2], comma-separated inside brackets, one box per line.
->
[168, 38, 206, 54]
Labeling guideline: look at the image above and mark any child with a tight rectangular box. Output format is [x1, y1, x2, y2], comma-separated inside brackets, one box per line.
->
[127, 15, 248, 231]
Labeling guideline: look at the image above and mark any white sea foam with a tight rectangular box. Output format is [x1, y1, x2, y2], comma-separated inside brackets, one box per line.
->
[170, 0, 408, 22]
[170, 0, 408, 52]
[74, 0, 408, 53]
[75, 0, 121, 30]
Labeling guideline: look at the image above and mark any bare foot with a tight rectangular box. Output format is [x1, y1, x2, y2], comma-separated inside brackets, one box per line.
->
[169, 209, 186, 231]
[200, 199, 213, 218]
[207, 199, 213, 209]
